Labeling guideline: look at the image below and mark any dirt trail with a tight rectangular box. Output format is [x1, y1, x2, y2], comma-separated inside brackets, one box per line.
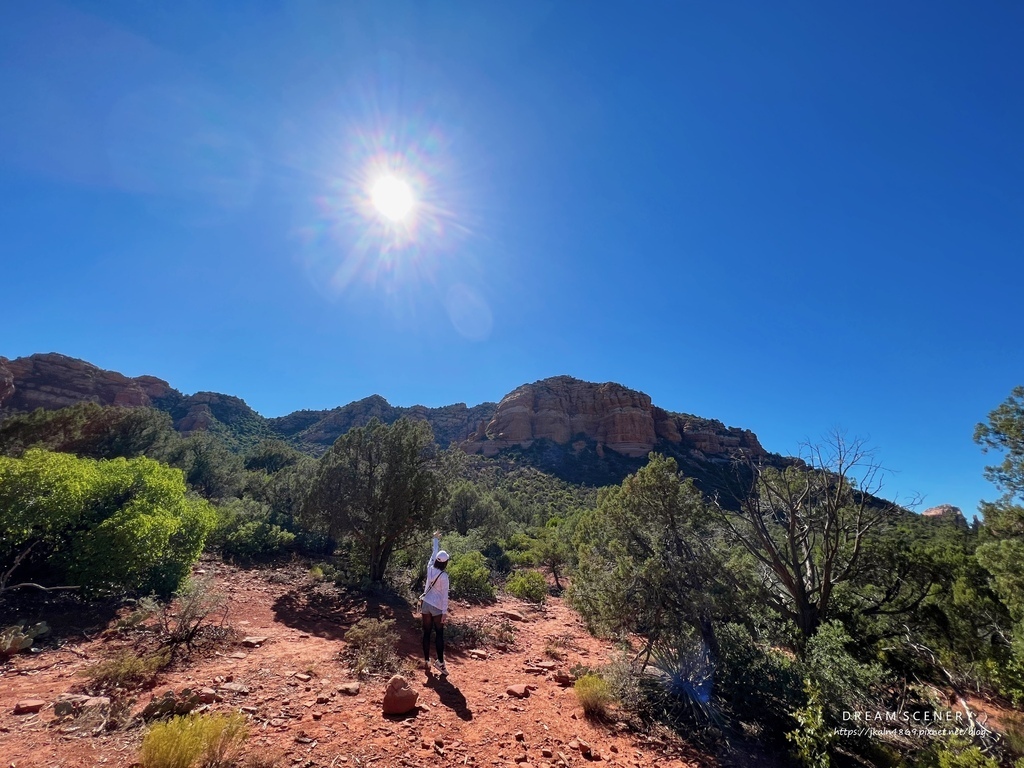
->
[0, 562, 713, 768]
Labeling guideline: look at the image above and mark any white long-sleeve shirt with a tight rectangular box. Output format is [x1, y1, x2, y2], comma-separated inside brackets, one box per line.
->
[421, 536, 449, 614]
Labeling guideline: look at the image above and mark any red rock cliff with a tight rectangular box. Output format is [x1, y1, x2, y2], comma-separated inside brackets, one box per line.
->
[462, 376, 766, 461]
[0, 353, 175, 413]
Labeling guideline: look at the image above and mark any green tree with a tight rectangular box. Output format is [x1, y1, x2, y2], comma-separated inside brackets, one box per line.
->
[533, 519, 570, 590]
[713, 432, 903, 649]
[165, 432, 243, 501]
[301, 418, 446, 582]
[572, 454, 730, 663]
[975, 385, 1024, 499]
[974, 389, 1024, 685]
[973, 387, 1024, 702]
[443, 480, 500, 536]
[0, 449, 214, 596]
[0, 403, 177, 461]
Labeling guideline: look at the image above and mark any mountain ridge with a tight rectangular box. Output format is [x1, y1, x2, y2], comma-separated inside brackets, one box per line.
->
[0, 353, 782, 490]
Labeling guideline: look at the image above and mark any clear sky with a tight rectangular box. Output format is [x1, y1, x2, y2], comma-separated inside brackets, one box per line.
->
[2, 2, 1022, 516]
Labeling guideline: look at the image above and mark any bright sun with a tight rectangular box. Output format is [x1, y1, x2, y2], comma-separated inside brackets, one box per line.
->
[371, 175, 415, 222]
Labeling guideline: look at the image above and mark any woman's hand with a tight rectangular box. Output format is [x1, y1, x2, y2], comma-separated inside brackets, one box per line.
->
[433, 531, 442, 539]
[440, 612, 447, 625]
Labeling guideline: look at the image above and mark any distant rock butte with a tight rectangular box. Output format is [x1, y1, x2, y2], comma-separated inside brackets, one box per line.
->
[0, 355, 766, 464]
[921, 504, 969, 527]
[0, 353, 174, 412]
[461, 376, 766, 461]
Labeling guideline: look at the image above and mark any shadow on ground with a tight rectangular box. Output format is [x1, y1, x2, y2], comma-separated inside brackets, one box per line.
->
[271, 582, 412, 642]
[425, 671, 473, 721]
[0, 592, 123, 645]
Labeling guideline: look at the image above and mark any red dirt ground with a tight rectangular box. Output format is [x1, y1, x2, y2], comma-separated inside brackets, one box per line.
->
[0, 561, 720, 768]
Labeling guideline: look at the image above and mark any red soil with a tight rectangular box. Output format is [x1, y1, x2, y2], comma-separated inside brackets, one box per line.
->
[0, 562, 716, 768]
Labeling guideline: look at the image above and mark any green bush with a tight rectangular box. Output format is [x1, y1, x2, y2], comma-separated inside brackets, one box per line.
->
[505, 570, 547, 603]
[803, 621, 887, 715]
[715, 623, 802, 735]
[448, 551, 495, 601]
[786, 680, 834, 768]
[213, 499, 295, 563]
[574, 673, 613, 718]
[912, 736, 1000, 768]
[0, 450, 215, 597]
[343, 618, 400, 678]
[139, 712, 248, 768]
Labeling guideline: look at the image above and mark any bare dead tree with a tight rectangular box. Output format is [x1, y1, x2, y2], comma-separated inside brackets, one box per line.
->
[712, 430, 907, 649]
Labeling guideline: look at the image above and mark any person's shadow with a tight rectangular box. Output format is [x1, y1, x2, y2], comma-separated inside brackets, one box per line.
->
[425, 671, 473, 721]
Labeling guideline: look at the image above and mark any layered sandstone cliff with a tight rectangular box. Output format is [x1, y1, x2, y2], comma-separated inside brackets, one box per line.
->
[0, 353, 175, 412]
[461, 376, 766, 461]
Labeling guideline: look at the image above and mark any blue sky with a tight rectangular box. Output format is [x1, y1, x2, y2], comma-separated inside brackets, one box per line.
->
[2, 2, 1022, 515]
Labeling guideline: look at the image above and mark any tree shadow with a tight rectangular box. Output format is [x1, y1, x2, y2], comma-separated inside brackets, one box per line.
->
[424, 671, 473, 721]
[0, 591, 123, 645]
[271, 583, 411, 642]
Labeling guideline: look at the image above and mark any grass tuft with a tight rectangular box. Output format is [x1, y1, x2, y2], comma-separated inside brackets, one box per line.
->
[82, 649, 170, 691]
[574, 673, 614, 719]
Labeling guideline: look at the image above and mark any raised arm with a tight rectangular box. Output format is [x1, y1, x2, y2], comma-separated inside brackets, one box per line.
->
[427, 531, 441, 571]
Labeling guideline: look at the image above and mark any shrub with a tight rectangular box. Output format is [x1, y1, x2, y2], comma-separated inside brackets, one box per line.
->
[505, 570, 547, 603]
[222, 520, 295, 562]
[160, 576, 229, 652]
[444, 619, 488, 649]
[213, 499, 295, 563]
[544, 637, 569, 661]
[912, 736, 1000, 768]
[83, 649, 170, 691]
[803, 620, 886, 715]
[574, 673, 613, 719]
[139, 712, 248, 768]
[448, 551, 495, 601]
[343, 618, 400, 678]
[117, 597, 161, 631]
[0, 450, 215, 597]
[715, 623, 802, 735]
[786, 680, 835, 768]
[481, 542, 512, 574]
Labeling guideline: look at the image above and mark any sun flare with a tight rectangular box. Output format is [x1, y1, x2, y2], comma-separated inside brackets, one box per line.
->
[370, 175, 415, 222]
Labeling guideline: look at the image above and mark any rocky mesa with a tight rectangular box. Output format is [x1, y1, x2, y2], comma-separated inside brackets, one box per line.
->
[462, 375, 766, 461]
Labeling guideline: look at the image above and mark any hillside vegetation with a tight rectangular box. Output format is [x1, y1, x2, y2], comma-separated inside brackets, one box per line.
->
[1, 383, 1023, 768]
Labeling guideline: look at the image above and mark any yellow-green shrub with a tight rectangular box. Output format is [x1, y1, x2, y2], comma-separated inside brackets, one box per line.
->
[139, 712, 247, 768]
[82, 649, 170, 691]
[574, 673, 613, 719]
[448, 551, 495, 601]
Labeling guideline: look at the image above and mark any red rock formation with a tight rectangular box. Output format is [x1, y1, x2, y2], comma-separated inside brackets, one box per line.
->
[462, 376, 767, 461]
[0, 353, 174, 413]
[921, 504, 969, 527]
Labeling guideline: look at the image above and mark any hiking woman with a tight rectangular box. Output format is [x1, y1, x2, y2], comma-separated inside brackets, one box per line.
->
[421, 530, 450, 675]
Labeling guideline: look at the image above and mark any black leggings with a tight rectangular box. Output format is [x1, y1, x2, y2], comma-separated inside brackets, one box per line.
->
[421, 613, 444, 663]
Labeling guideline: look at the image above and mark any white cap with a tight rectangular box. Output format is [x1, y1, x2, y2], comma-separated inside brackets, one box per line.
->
[435, 550, 450, 563]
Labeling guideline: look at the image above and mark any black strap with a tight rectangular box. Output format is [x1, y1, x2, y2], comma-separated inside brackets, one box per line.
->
[421, 571, 443, 600]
